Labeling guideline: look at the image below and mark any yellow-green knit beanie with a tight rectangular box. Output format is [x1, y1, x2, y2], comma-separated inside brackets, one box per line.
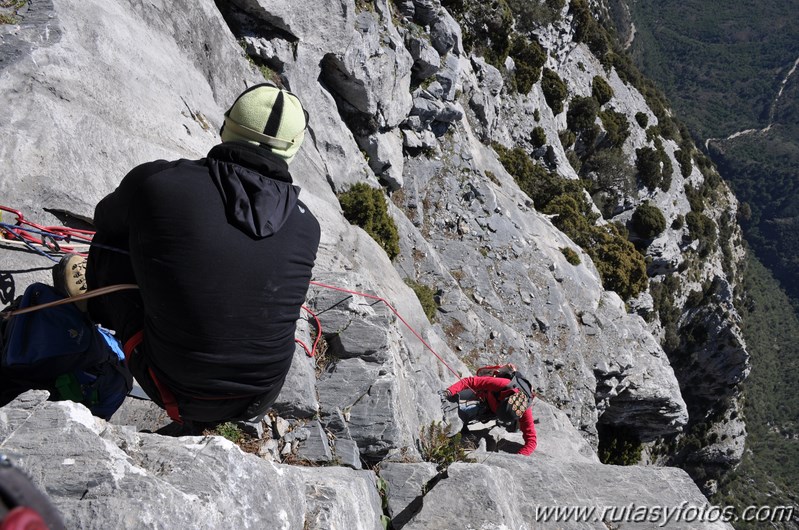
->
[221, 83, 308, 164]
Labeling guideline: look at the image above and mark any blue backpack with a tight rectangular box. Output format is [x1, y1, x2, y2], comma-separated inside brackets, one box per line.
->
[0, 282, 132, 419]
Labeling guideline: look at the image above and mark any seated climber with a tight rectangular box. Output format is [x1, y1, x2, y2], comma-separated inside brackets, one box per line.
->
[73, 83, 321, 429]
[441, 373, 537, 456]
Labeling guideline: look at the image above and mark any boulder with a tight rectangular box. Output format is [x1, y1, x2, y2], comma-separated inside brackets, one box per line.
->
[0, 391, 384, 530]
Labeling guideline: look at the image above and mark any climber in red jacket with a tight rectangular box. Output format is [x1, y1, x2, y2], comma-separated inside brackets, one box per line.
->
[443, 376, 537, 456]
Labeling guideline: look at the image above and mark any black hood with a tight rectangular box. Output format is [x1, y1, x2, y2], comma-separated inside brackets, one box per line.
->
[207, 142, 300, 238]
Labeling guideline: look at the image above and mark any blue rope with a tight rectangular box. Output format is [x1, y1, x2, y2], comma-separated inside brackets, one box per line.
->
[1, 222, 130, 263]
[0, 224, 60, 262]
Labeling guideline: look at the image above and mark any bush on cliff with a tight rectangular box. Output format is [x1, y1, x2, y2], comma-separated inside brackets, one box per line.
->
[339, 183, 401, 260]
[631, 201, 667, 240]
[542, 68, 568, 115]
[495, 145, 648, 300]
[405, 278, 438, 323]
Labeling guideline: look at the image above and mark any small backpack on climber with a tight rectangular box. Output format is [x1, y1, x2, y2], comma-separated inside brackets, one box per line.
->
[475, 364, 535, 430]
[441, 363, 539, 455]
[443, 363, 535, 430]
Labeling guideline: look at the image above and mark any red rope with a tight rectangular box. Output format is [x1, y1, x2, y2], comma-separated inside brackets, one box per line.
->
[308, 280, 462, 381]
[295, 305, 322, 357]
[0, 205, 93, 255]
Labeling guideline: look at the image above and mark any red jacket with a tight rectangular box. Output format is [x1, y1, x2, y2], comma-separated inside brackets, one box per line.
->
[447, 376, 537, 456]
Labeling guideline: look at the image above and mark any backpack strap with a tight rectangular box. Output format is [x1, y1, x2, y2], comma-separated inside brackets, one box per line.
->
[123, 330, 183, 424]
[504, 372, 535, 408]
[148, 366, 182, 424]
[122, 330, 144, 363]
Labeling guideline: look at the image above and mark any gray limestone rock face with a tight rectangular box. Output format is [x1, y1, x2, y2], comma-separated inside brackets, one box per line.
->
[296, 420, 334, 464]
[0, 392, 384, 530]
[306, 274, 424, 462]
[394, 131, 688, 444]
[334, 438, 363, 470]
[0, 0, 750, 517]
[435, 53, 461, 102]
[403, 455, 734, 529]
[409, 0, 441, 26]
[229, 0, 355, 46]
[359, 129, 406, 190]
[429, 9, 462, 55]
[273, 319, 321, 420]
[405, 32, 441, 81]
[379, 462, 439, 527]
[317, 9, 413, 130]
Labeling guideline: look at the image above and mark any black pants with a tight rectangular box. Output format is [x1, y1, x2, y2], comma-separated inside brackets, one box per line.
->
[86, 234, 283, 425]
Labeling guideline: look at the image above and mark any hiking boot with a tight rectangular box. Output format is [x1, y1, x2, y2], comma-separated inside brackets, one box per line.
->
[52, 253, 88, 311]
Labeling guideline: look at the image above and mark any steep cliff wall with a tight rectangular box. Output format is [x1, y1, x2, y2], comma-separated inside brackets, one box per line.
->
[0, 0, 749, 526]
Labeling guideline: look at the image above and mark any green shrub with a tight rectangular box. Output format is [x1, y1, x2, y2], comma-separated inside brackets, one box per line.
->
[494, 144, 580, 209]
[541, 68, 568, 115]
[566, 149, 582, 172]
[544, 193, 648, 300]
[444, 0, 513, 67]
[569, 0, 611, 62]
[561, 246, 581, 265]
[598, 109, 630, 149]
[650, 274, 681, 353]
[598, 425, 643, 465]
[509, 35, 546, 94]
[635, 112, 649, 128]
[566, 95, 601, 153]
[737, 202, 752, 223]
[686, 211, 717, 256]
[405, 278, 438, 323]
[684, 184, 705, 212]
[675, 148, 692, 178]
[0, 0, 26, 24]
[566, 95, 599, 133]
[636, 146, 663, 190]
[582, 148, 635, 217]
[530, 126, 547, 148]
[558, 129, 576, 149]
[339, 183, 401, 260]
[583, 149, 635, 194]
[590, 226, 649, 300]
[592, 76, 614, 105]
[631, 202, 667, 239]
[634, 143, 671, 191]
[497, 144, 647, 300]
[659, 148, 673, 192]
[419, 422, 474, 469]
[506, 0, 565, 30]
[210, 422, 246, 444]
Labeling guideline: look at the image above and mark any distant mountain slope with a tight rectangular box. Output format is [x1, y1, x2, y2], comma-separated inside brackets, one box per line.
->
[621, 0, 799, 306]
[617, 1, 799, 524]
[715, 257, 799, 528]
[625, 0, 799, 139]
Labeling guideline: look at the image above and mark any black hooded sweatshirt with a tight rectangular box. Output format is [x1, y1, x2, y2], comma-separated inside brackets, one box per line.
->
[92, 142, 320, 398]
